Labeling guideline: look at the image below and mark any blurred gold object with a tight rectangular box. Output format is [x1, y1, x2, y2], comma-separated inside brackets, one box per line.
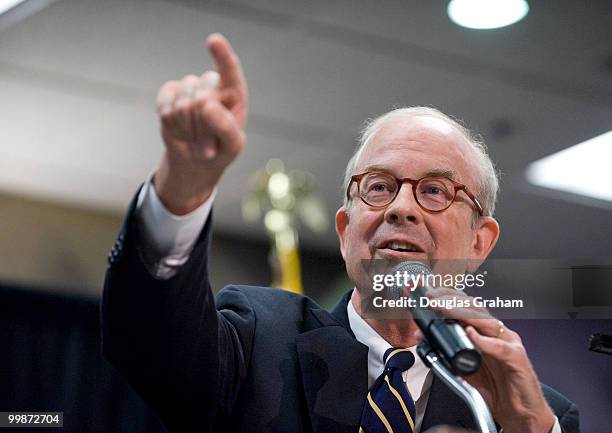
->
[242, 159, 328, 294]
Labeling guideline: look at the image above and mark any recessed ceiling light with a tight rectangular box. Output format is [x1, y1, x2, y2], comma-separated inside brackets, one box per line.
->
[0, 0, 27, 15]
[526, 130, 612, 203]
[447, 0, 529, 30]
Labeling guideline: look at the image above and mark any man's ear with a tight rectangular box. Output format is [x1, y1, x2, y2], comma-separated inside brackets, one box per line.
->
[467, 216, 500, 272]
[335, 207, 350, 261]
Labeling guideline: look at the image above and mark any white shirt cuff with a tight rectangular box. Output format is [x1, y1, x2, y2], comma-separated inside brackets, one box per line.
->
[550, 416, 561, 433]
[135, 180, 216, 279]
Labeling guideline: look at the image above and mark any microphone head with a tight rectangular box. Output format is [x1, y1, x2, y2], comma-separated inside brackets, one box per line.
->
[390, 260, 432, 276]
[388, 261, 482, 375]
[387, 261, 432, 299]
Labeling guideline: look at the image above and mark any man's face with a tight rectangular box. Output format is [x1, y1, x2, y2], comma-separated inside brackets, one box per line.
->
[335, 115, 499, 291]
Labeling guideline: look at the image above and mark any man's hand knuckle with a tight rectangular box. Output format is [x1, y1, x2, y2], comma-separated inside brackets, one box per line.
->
[160, 110, 174, 121]
[513, 343, 527, 358]
[500, 342, 513, 357]
[509, 329, 520, 339]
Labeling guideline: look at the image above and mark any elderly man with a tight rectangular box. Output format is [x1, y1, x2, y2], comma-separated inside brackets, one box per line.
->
[101, 34, 579, 433]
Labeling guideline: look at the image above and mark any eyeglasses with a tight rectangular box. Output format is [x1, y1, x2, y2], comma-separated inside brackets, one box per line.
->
[346, 171, 484, 216]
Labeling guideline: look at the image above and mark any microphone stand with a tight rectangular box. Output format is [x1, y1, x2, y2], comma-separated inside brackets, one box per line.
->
[417, 341, 498, 433]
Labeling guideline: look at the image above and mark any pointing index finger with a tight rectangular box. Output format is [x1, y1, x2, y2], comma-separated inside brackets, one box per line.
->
[206, 33, 245, 91]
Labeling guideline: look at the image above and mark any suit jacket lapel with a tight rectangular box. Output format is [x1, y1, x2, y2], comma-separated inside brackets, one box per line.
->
[328, 290, 355, 337]
[296, 291, 369, 433]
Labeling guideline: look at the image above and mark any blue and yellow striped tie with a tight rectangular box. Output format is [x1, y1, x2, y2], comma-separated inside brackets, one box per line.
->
[360, 347, 417, 433]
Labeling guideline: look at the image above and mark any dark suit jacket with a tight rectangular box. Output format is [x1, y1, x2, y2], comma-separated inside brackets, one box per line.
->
[101, 195, 580, 433]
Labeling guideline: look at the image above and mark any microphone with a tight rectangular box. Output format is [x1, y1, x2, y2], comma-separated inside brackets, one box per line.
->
[387, 261, 481, 376]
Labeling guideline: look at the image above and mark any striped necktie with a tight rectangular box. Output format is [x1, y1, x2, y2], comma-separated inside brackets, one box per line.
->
[360, 347, 417, 433]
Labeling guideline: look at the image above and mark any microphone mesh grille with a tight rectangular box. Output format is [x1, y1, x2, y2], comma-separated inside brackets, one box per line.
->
[391, 261, 432, 277]
[387, 261, 432, 300]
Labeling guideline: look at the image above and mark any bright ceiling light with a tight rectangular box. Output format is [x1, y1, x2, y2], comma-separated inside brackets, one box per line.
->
[526, 130, 612, 203]
[447, 0, 529, 30]
[0, 0, 27, 15]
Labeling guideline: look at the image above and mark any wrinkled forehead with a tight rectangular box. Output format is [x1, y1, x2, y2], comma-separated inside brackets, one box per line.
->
[356, 115, 480, 188]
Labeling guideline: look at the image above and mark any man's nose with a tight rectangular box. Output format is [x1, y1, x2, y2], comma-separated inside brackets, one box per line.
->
[383, 183, 423, 224]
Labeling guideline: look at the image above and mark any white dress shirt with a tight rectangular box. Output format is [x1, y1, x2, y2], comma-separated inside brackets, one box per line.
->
[135, 180, 561, 433]
[135, 181, 215, 279]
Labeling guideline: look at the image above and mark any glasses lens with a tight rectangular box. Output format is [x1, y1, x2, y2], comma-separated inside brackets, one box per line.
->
[360, 172, 398, 206]
[416, 177, 455, 211]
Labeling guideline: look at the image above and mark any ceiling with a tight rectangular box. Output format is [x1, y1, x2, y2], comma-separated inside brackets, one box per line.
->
[0, 0, 611, 257]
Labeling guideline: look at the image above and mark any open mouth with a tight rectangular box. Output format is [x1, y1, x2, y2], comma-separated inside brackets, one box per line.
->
[380, 241, 424, 253]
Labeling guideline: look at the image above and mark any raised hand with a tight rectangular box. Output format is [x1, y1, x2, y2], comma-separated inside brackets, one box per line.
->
[154, 33, 248, 215]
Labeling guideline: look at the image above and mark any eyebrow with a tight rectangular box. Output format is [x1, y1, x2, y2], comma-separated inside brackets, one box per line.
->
[360, 165, 458, 180]
[424, 168, 457, 180]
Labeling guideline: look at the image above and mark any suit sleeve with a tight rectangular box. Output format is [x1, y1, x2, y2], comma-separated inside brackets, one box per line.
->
[541, 384, 580, 433]
[100, 188, 255, 432]
[558, 402, 580, 433]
